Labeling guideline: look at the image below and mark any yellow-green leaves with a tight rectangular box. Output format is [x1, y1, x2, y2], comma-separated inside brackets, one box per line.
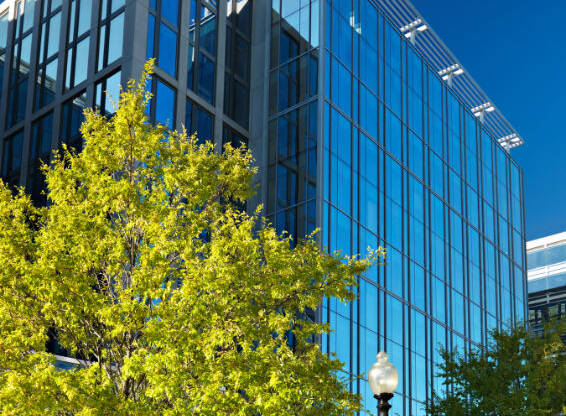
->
[0, 61, 383, 415]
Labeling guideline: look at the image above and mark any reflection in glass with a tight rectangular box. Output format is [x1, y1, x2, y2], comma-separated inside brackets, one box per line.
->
[155, 79, 175, 128]
[197, 53, 214, 103]
[158, 23, 177, 77]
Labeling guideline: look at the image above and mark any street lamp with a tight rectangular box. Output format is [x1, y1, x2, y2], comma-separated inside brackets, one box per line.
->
[368, 350, 398, 416]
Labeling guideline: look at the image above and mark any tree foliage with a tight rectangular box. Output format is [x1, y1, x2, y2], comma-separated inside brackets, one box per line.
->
[0, 61, 383, 415]
[426, 321, 566, 416]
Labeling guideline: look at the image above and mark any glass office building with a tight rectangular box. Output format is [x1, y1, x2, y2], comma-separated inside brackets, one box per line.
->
[267, 1, 526, 414]
[527, 232, 566, 337]
[0, 0, 527, 414]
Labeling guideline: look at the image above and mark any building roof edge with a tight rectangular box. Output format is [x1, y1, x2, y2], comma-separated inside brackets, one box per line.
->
[374, 0, 524, 151]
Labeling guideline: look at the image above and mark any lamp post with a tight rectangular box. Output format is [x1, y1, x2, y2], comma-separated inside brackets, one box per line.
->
[368, 350, 398, 416]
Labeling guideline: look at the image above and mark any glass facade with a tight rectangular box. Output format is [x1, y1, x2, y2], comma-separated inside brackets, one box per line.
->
[0, 1, 526, 414]
[527, 234, 566, 337]
[0, 0, 125, 200]
[268, 1, 526, 414]
[0, 0, 253, 196]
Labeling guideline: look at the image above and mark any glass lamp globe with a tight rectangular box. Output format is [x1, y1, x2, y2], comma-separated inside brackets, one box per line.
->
[368, 350, 399, 396]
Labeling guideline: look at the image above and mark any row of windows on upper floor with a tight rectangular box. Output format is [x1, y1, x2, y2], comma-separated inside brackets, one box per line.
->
[0, 0, 250, 133]
[527, 243, 566, 270]
[148, 0, 252, 130]
[266, 99, 524, 251]
[329, 51, 519, 193]
[269, 0, 522, 190]
[0, 0, 125, 128]
[326, 1, 522, 182]
[268, 52, 522, 217]
[1, 69, 247, 201]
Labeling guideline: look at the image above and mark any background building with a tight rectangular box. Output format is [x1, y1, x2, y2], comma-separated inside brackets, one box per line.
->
[0, 0, 527, 414]
[527, 232, 566, 336]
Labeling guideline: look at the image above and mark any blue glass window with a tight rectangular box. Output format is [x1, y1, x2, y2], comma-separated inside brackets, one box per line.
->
[197, 53, 214, 103]
[95, 70, 122, 116]
[187, 1, 217, 103]
[331, 57, 351, 116]
[161, 0, 179, 26]
[147, 13, 155, 58]
[65, 0, 91, 90]
[158, 23, 177, 76]
[360, 85, 378, 139]
[154, 79, 175, 128]
[147, 1, 179, 78]
[7, 2, 34, 127]
[385, 110, 402, 161]
[185, 98, 213, 145]
[224, 3, 252, 129]
[200, 9, 216, 56]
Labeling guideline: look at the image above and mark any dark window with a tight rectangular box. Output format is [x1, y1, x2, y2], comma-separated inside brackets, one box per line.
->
[147, 76, 176, 129]
[96, 0, 124, 71]
[147, 0, 179, 78]
[187, 0, 217, 103]
[197, 52, 214, 102]
[185, 98, 212, 145]
[29, 112, 54, 205]
[224, 0, 251, 129]
[1, 131, 24, 187]
[61, 92, 87, 151]
[222, 124, 247, 150]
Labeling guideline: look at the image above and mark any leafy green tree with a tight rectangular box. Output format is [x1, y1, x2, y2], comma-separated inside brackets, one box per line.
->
[0, 62, 383, 415]
[426, 321, 566, 416]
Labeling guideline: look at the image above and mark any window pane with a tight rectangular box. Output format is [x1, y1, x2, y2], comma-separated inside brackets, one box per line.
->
[78, 0, 92, 36]
[234, 34, 249, 80]
[61, 94, 87, 149]
[0, 12, 8, 51]
[147, 13, 155, 59]
[161, 0, 179, 26]
[197, 52, 214, 103]
[155, 79, 175, 128]
[158, 22, 177, 76]
[47, 12, 61, 57]
[196, 107, 212, 142]
[96, 70, 121, 115]
[22, 0, 36, 32]
[75, 36, 90, 85]
[2, 132, 23, 185]
[107, 13, 124, 64]
[187, 43, 195, 89]
[184, 99, 193, 133]
[200, 9, 216, 56]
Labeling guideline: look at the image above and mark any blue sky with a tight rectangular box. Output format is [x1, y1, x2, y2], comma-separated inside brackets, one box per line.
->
[410, 0, 566, 240]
